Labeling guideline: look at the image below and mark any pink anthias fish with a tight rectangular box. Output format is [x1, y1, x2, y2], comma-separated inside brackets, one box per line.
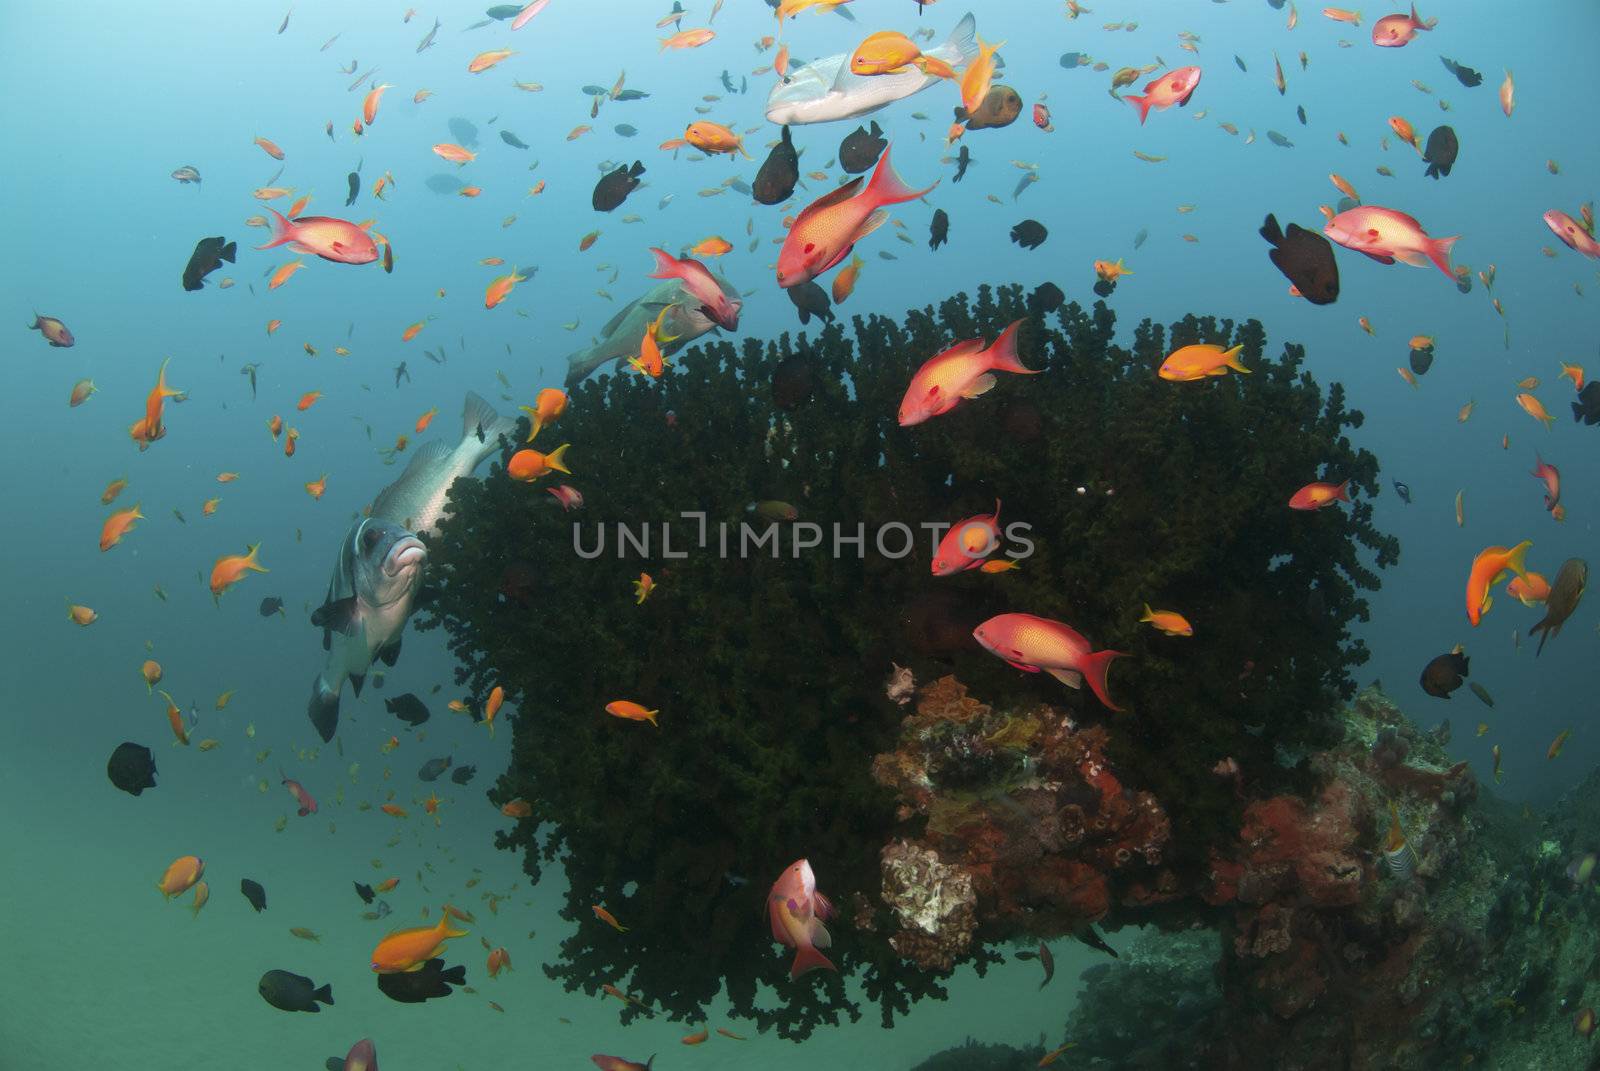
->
[280, 769, 318, 816]
[768, 859, 836, 980]
[646, 247, 740, 330]
[511, 0, 550, 31]
[256, 207, 379, 265]
[1323, 205, 1459, 280]
[1544, 210, 1600, 259]
[973, 612, 1127, 711]
[1532, 454, 1561, 512]
[340, 1039, 378, 1071]
[898, 319, 1037, 426]
[547, 484, 584, 511]
[776, 145, 936, 289]
[1371, 3, 1436, 47]
[1124, 65, 1201, 124]
[931, 500, 1002, 576]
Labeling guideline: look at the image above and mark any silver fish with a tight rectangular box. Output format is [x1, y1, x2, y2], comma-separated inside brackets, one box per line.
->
[305, 394, 517, 743]
[564, 277, 740, 384]
[766, 13, 978, 125]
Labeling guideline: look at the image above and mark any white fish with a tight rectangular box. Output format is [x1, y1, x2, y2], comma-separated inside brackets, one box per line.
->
[766, 13, 979, 125]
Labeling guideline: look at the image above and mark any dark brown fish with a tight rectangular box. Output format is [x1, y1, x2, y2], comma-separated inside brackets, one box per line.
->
[1530, 559, 1587, 655]
[958, 85, 1023, 130]
[839, 120, 887, 174]
[753, 124, 799, 205]
[592, 161, 645, 212]
[1422, 125, 1458, 180]
[1259, 213, 1339, 305]
[1420, 648, 1468, 698]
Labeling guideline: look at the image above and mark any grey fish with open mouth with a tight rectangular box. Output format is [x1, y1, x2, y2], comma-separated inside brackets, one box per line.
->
[305, 393, 518, 742]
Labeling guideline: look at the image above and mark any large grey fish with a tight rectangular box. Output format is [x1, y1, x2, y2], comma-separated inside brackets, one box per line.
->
[766, 12, 978, 125]
[564, 277, 741, 384]
[305, 393, 517, 742]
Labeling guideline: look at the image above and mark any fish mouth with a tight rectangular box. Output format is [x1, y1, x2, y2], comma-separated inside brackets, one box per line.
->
[384, 536, 427, 576]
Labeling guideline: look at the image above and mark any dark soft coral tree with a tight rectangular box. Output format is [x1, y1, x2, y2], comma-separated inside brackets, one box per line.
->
[417, 283, 1398, 1040]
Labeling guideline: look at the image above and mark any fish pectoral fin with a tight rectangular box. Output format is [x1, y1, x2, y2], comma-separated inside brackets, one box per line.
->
[1003, 659, 1040, 673]
[350, 672, 366, 698]
[960, 373, 997, 399]
[1393, 249, 1430, 267]
[377, 638, 402, 667]
[1047, 667, 1084, 689]
[855, 208, 891, 242]
[311, 596, 360, 635]
[809, 918, 833, 949]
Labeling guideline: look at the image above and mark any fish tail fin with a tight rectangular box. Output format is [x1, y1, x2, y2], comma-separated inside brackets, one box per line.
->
[255, 208, 297, 251]
[737, 138, 752, 160]
[314, 983, 333, 1005]
[865, 146, 938, 207]
[1505, 540, 1532, 580]
[645, 246, 680, 281]
[985, 319, 1037, 374]
[1223, 344, 1251, 374]
[1335, 479, 1352, 502]
[930, 11, 978, 66]
[220, 241, 237, 263]
[245, 543, 268, 573]
[1124, 93, 1153, 124]
[647, 709, 660, 727]
[1259, 213, 1284, 246]
[308, 675, 340, 743]
[1428, 235, 1459, 279]
[440, 907, 470, 938]
[156, 356, 183, 399]
[1080, 649, 1126, 712]
[462, 390, 519, 448]
[130, 502, 145, 520]
[1140, 603, 1154, 622]
[790, 942, 836, 979]
[546, 443, 572, 474]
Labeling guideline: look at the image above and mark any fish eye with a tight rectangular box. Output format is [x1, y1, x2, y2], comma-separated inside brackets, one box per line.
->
[363, 527, 382, 550]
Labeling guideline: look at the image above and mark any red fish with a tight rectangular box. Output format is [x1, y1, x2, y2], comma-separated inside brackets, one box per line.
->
[1532, 454, 1561, 512]
[547, 484, 584, 511]
[776, 146, 935, 288]
[897, 320, 1036, 426]
[768, 859, 835, 979]
[973, 612, 1126, 711]
[1371, 3, 1435, 47]
[646, 248, 740, 330]
[931, 500, 1002, 575]
[256, 208, 379, 265]
[590, 1057, 653, 1071]
[1544, 210, 1600, 259]
[280, 769, 318, 816]
[1124, 66, 1201, 124]
[1323, 205, 1459, 280]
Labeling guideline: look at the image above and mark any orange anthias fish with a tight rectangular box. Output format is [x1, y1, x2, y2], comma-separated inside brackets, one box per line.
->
[690, 236, 733, 258]
[304, 475, 327, 500]
[253, 136, 286, 160]
[1322, 6, 1361, 24]
[269, 259, 305, 290]
[518, 388, 567, 442]
[100, 503, 144, 551]
[628, 306, 677, 378]
[370, 909, 470, 973]
[768, 859, 836, 979]
[1465, 540, 1532, 626]
[141, 659, 162, 692]
[660, 28, 715, 50]
[959, 35, 1005, 115]
[297, 390, 321, 411]
[507, 444, 571, 482]
[157, 855, 205, 898]
[1550, 728, 1572, 760]
[501, 799, 533, 818]
[591, 1057, 653, 1071]
[158, 689, 191, 746]
[130, 357, 184, 450]
[1517, 392, 1554, 428]
[776, 146, 936, 288]
[209, 543, 268, 599]
[432, 143, 477, 164]
[101, 476, 128, 504]
[487, 946, 512, 977]
[605, 700, 660, 727]
[1288, 480, 1351, 510]
[831, 252, 864, 304]
[468, 48, 516, 73]
[1158, 343, 1249, 382]
[1140, 605, 1194, 637]
[381, 803, 408, 818]
[362, 83, 392, 125]
[592, 905, 629, 933]
[402, 321, 425, 342]
[484, 685, 504, 737]
[485, 268, 528, 309]
[683, 120, 749, 158]
[1560, 363, 1585, 391]
[415, 407, 439, 434]
[850, 31, 956, 79]
[633, 572, 654, 603]
[1094, 258, 1133, 284]
[1507, 572, 1551, 607]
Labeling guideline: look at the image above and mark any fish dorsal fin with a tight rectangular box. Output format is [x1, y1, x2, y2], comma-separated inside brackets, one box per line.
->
[801, 177, 864, 220]
[601, 297, 645, 337]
